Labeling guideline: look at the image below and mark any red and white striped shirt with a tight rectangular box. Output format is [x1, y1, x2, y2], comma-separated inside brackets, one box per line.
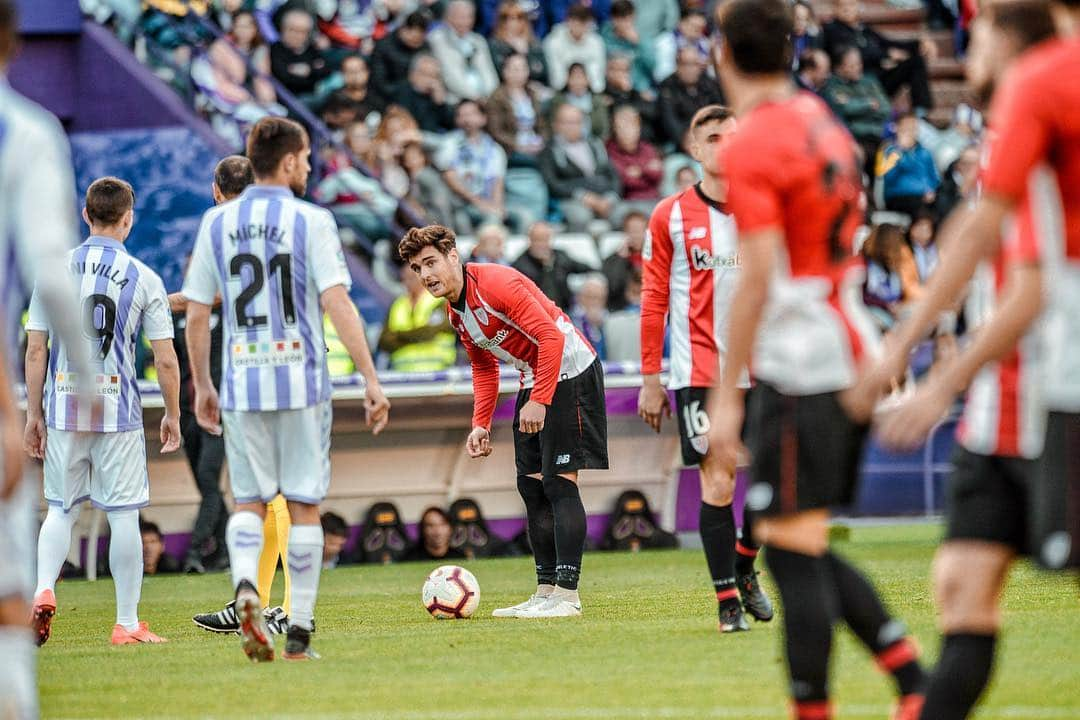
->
[640, 184, 745, 389]
[449, 263, 596, 430]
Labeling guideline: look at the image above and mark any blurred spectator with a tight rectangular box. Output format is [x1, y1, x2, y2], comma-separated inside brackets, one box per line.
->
[880, 112, 940, 217]
[823, 0, 934, 114]
[313, 0, 379, 54]
[922, 103, 983, 173]
[435, 100, 512, 233]
[795, 48, 831, 94]
[571, 274, 609, 360]
[603, 266, 642, 361]
[602, 55, 659, 143]
[210, 0, 250, 33]
[548, 63, 609, 139]
[907, 208, 939, 283]
[323, 54, 385, 125]
[538, 103, 622, 232]
[602, 210, 646, 311]
[373, 105, 423, 197]
[821, 46, 890, 176]
[487, 0, 549, 88]
[633, 0, 678, 47]
[321, 512, 350, 569]
[401, 140, 456, 227]
[429, 0, 499, 103]
[600, 0, 655, 93]
[141, 520, 180, 575]
[378, 264, 457, 372]
[657, 46, 723, 147]
[605, 105, 661, 211]
[862, 223, 923, 328]
[319, 93, 360, 137]
[660, 127, 700, 196]
[512, 221, 595, 310]
[791, 0, 823, 67]
[673, 164, 698, 193]
[404, 507, 467, 562]
[213, 9, 277, 106]
[397, 54, 457, 134]
[652, 6, 708, 84]
[543, 4, 606, 94]
[324, 312, 357, 377]
[140, 0, 214, 71]
[269, 8, 332, 100]
[315, 120, 398, 243]
[934, 144, 979, 219]
[370, 9, 432, 100]
[486, 54, 547, 165]
[469, 223, 509, 264]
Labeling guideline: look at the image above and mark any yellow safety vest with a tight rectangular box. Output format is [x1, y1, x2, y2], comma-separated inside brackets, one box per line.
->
[323, 314, 356, 377]
[386, 294, 456, 373]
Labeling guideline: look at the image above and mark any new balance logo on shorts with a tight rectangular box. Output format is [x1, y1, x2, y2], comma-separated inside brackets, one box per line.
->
[556, 454, 571, 465]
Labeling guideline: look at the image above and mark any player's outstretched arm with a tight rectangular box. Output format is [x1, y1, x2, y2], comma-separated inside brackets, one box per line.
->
[185, 301, 221, 436]
[22, 330, 49, 462]
[150, 338, 182, 453]
[321, 284, 390, 434]
[877, 261, 1043, 450]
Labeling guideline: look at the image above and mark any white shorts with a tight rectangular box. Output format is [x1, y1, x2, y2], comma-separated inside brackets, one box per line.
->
[223, 401, 332, 505]
[0, 472, 35, 600]
[44, 428, 149, 512]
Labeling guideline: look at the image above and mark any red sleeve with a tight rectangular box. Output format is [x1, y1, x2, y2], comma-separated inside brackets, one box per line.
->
[316, 19, 362, 49]
[501, 274, 566, 406]
[463, 329, 501, 430]
[640, 199, 674, 374]
[726, 130, 785, 234]
[980, 64, 1052, 204]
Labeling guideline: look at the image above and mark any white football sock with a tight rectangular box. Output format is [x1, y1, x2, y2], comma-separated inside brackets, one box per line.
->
[227, 511, 264, 591]
[106, 509, 142, 630]
[286, 524, 323, 631]
[35, 504, 81, 596]
[0, 625, 37, 720]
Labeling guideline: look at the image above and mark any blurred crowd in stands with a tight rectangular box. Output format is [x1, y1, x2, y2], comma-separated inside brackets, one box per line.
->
[78, 0, 980, 373]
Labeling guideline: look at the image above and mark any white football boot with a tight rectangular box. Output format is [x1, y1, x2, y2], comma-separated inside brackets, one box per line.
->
[492, 593, 550, 618]
[518, 594, 582, 618]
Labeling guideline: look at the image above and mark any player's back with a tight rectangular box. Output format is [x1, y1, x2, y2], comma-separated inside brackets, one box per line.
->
[184, 185, 350, 412]
[27, 237, 171, 433]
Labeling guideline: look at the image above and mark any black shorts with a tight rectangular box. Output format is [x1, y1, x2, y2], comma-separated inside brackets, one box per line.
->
[513, 359, 609, 477]
[1031, 411, 1080, 568]
[743, 383, 868, 517]
[945, 446, 1039, 554]
[675, 387, 752, 467]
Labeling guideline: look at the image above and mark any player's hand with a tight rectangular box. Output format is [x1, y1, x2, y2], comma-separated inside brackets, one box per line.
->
[706, 386, 745, 472]
[466, 427, 492, 458]
[364, 381, 391, 435]
[1, 419, 23, 500]
[23, 415, 47, 461]
[637, 380, 671, 433]
[843, 343, 908, 423]
[160, 413, 182, 454]
[195, 384, 222, 436]
[518, 400, 546, 434]
[875, 376, 954, 451]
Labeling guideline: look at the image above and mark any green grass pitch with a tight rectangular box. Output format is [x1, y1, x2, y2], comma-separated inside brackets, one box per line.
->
[39, 523, 1079, 719]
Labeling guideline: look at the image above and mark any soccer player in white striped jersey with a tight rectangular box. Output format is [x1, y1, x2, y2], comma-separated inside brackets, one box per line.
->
[183, 117, 390, 662]
[0, 2, 91, 716]
[24, 177, 182, 649]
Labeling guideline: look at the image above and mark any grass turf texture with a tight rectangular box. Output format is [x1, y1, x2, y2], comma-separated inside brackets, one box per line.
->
[40, 523, 1079, 719]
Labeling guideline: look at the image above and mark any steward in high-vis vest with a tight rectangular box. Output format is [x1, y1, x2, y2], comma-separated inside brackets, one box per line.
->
[323, 313, 356, 377]
[377, 265, 456, 372]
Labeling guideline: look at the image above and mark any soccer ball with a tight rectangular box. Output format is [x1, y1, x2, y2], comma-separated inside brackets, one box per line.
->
[422, 565, 480, 619]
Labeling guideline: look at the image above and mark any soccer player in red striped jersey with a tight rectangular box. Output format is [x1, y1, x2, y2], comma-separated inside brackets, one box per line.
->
[638, 104, 773, 633]
[708, 2, 926, 719]
[852, 3, 1077, 717]
[398, 224, 608, 619]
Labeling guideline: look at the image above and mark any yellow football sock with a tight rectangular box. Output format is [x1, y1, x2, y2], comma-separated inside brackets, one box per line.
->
[256, 495, 292, 613]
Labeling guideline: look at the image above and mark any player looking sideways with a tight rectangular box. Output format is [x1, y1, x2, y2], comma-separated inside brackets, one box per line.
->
[183, 117, 390, 662]
[26, 177, 182, 649]
[708, 2, 926, 718]
[0, 0, 89, 714]
[847, 2, 1080, 717]
[398, 224, 608, 618]
[637, 103, 772, 634]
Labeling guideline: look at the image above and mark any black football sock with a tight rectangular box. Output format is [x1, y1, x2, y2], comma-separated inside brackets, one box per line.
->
[517, 475, 557, 587]
[543, 475, 586, 592]
[921, 633, 997, 720]
[735, 507, 760, 577]
[699, 502, 740, 608]
[766, 546, 838, 718]
[825, 552, 925, 697]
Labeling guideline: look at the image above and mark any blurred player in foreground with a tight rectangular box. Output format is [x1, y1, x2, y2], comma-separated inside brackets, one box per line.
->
[183, 117, 389, 661]
[638, 103, 772, 633]
[398, 224, 608, 618]
[709, 2, 926, 718]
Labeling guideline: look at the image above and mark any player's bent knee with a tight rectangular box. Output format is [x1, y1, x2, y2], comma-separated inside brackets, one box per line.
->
[756, 511, 830, 557]
[557, 472, 578, 483]
[933, 542, 1010, 633]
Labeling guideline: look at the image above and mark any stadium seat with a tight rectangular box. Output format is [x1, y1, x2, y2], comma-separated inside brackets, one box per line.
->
[552, 233, 602, 270]
[505, 236, 528, 263]
[455, 235, 477, 261]
[599, 232, 626, 260]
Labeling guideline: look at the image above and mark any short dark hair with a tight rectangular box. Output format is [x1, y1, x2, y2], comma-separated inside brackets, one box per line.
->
[398, 224, 458, 262]
[0, 0, 15, 63]
[718, 0, 793, 75]
[567, 3, 594, 22]
[611, 0, 635, 19]
[690, 104, 734, 130]
[139, 519, 163, 538]
[85, 177, 135, 227]
[402, 9, 432, 30]
[245, 117, 308, 178]
[989, 0, 1056, 51]
[321, 511, 348, 538]
[456, 98, 486, 115]
[214, 155, 254, 199]
[680, 6, 706, 21]
[797, 49, 821, 72]
[341, 53, 366, 69]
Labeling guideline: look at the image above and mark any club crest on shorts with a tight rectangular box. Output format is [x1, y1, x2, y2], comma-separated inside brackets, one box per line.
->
[690, 435, 709, 455]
